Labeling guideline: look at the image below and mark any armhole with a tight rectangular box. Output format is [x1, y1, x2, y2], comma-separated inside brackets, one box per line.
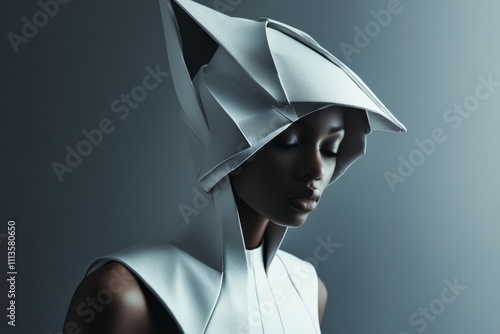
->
[64, 261, 181, 333]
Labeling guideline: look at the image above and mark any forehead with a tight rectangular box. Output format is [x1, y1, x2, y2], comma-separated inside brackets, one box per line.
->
[291, 106, 345, 131]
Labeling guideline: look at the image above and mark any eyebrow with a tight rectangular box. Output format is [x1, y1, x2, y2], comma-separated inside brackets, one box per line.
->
[327, 126, 345, 134]
[295, 120, 345, 134]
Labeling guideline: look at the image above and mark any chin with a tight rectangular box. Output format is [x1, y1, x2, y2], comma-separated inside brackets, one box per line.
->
[287, 221, 307, 228]
[272, 214, 309, 228]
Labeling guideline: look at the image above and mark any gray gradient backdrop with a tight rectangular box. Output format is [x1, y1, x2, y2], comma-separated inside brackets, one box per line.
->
[2, 0, 500, 333]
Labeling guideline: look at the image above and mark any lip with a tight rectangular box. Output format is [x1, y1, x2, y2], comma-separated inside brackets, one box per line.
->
[286, 198, 318, 213]
[286, 188, 321, 213]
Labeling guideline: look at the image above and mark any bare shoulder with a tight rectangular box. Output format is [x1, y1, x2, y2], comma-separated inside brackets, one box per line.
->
[63, 261, 179, 334]
[318, 276, 328, 323]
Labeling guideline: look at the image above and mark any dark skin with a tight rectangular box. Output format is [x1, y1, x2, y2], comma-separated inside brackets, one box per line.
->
[63, 262, 179, 334]
[231, 106, 343, 322]
[63, 106, 343, 333]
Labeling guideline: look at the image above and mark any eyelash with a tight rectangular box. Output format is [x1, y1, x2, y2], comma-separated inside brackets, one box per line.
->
[321, 149, 339, 158]
[275, 142, 339, 158]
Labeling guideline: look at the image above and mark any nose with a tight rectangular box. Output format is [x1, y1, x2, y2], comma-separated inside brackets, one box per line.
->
[297, 148, 324, 182]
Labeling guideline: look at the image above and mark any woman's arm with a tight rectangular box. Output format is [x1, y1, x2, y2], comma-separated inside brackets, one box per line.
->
[318, 277, 328, 323]
[62, 262, 179, 334]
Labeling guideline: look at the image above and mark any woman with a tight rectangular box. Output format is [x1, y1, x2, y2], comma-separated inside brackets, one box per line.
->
[63, 0, 406, 333]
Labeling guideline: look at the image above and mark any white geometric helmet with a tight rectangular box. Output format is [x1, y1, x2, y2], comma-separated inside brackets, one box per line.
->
[159, 0, 406, 192]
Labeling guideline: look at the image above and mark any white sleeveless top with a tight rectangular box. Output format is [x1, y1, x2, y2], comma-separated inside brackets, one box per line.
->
[87, 241, 321, 333]
[86, 180, 322, 333]
[245, 243, 320, 333]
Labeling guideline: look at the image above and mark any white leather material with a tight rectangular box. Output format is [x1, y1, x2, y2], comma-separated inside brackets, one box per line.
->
[86, 180, 321, 333]
[159, 0, 407, 192]
[86, 240, 222, 333]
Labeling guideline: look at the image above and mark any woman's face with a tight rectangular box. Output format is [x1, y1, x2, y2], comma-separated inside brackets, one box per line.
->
[230, 106, 345, 227]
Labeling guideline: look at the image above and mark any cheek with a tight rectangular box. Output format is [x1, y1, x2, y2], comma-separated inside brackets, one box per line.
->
[231, 152, 289, 204]
[231, 157, 272, 199]
[314, 162, 336, 190]
[259, 149, 297, 177]
[324, 160, 337, 181]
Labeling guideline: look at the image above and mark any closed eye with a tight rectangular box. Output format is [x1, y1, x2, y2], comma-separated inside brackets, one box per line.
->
[321, 149, 339, 158]
[274, 141, 299, 150]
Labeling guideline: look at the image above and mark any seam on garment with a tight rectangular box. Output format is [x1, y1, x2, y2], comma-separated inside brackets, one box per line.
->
[262, 262, 286, 333]
[250, 251, 267, 333]
[275, 253, 320, 334]
[203, 271, 224, 333]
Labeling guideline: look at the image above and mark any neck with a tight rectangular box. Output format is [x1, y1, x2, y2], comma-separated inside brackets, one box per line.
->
[233, 192, 269, 250]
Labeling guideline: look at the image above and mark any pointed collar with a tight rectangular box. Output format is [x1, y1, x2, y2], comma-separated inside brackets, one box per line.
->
[169, 176, 287, 273]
